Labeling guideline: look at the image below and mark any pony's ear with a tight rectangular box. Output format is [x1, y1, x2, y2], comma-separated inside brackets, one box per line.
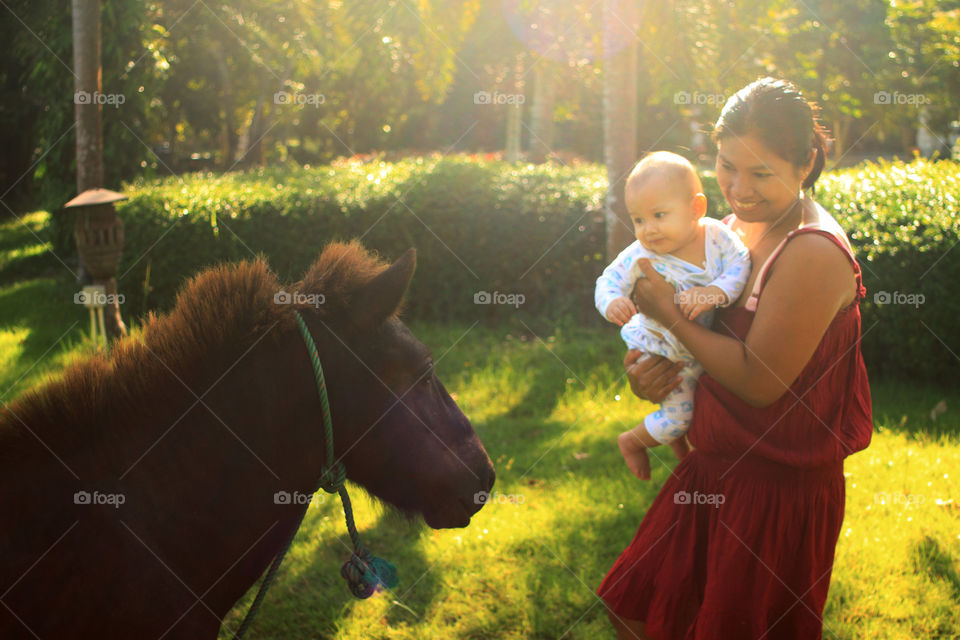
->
[353, 248, 416, 327]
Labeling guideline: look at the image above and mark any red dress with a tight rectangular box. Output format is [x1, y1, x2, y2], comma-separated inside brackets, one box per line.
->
[598, 226, 873, 640]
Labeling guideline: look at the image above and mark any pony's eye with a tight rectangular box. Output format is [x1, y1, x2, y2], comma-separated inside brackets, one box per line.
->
[421, 361, 435, 383]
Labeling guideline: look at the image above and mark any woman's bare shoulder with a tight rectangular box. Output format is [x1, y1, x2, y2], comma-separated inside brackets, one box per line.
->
[768, 232, 857, 307]
[781, 231, 851, 269]
[805, 200, 856, 251]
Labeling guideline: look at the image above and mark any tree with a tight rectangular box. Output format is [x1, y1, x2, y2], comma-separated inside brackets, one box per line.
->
[72, 0, 127, 338]
[602, 0, 639, 259]
[72, 0, 103, 192]
[528, 62, 558, 162]
[886, 0, 960, 154]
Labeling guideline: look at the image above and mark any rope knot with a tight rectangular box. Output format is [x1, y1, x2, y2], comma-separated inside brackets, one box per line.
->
[318, 462, 346, 493]
[340, 548, 399, 599]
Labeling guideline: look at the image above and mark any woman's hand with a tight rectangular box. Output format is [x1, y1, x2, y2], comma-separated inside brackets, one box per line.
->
[631, 259, 684, 326]
[623, 349, 684, 403]
[676, 285, 728, 321]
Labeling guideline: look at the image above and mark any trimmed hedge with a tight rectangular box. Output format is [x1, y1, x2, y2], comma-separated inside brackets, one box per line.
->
[816, 159, 959, 383]
[108, 155, 610, 322]
[51, 155, 958, 382]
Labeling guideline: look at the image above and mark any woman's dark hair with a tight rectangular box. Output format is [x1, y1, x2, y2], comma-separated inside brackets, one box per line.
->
[713, 77, 830, 191]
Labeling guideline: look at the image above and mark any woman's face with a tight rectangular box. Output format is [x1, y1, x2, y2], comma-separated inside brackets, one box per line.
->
[715, 133, 812, 224]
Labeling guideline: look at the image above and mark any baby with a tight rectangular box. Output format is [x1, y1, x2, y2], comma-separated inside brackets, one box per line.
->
[595, 151, 751, 479]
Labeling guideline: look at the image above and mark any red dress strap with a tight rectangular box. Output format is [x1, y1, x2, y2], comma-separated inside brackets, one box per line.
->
[744, 226, 865, 312]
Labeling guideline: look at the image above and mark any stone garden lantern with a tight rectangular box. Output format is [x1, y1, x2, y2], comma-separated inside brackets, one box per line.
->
[64, 188, 128, 338]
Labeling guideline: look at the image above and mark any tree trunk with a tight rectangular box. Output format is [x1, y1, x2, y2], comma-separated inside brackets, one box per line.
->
[529, 62, 557, 163]
[238, 69, 291, 168]
[72, 0, 126, 338]
[505, 54, 524, 163]
[72, 0, 103, 192]
[602, 0, 639, 260]
[238, 95, 267, 168]
[213, 45, 238, 169]
[832, 114, 853, 161]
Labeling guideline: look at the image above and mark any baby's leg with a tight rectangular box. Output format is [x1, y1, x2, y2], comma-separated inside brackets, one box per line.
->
[616, 327, 699, 478]
[617, 365, 698, 480]
[643, 363, 703, 444]
[617, 423, 661, 479]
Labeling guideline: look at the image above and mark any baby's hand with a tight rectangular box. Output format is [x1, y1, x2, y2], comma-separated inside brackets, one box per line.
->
[676, 286, 728, 321]
[605, 296, 637, 327]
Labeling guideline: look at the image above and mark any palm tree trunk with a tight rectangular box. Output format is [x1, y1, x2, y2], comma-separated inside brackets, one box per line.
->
[602, 0, 639, 260]
[530, 62, 557, 163]
[72, 0, 126, 338]
[72, 0, 103, 191]
[505, 54, 525, 163]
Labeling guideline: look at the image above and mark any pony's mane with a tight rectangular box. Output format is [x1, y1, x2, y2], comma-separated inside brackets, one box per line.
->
[0, 241, 390, 463]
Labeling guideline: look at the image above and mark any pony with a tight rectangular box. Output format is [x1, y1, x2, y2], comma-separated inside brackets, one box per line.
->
[0, 241, 495, 638]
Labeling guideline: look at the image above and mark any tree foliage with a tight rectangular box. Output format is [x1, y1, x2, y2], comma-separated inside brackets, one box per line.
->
[1, 0, 957, 213]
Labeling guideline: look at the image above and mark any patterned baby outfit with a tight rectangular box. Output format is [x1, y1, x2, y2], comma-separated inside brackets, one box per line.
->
[595, 217, 750, 443]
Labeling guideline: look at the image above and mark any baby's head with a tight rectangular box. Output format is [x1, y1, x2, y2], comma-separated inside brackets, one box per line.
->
[625, 151, 707, 255]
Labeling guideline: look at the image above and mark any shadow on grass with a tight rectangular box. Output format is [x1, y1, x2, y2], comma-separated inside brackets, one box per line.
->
[415, 319, 627, 425]
[869, 377, 960, 440]
[913, 535, 960, 603]
[0, 251, 67, 288]
[218, 496, 437, 639]
[0, 211, 74, 288]
[504, 364, 570, 420]
[0, 277, 90, 399]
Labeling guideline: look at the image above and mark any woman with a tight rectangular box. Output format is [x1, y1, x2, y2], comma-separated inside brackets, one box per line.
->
[598, 77, 873, 640]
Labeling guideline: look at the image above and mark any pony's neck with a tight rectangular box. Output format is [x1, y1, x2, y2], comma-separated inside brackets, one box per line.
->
[120, 327, 328, 615]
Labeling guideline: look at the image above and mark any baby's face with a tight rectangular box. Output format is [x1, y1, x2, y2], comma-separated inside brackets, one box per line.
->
[625, 176, 703, 255]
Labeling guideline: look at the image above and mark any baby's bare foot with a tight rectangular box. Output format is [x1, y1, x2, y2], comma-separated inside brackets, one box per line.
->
[618, 430, 652, 480]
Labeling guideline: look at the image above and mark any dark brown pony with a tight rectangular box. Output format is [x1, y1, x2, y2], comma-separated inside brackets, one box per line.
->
[0, 242, 495, 638]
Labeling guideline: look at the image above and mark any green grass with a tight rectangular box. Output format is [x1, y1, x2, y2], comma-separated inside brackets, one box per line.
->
[0, 211, 96, 400]
[2, 212, 958, 639]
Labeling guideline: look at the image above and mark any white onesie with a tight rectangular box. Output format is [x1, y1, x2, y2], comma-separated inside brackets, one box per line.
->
[595, 217, 751, 443]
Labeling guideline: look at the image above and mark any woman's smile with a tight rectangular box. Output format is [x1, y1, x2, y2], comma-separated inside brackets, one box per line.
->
[733, 199, 762, 212]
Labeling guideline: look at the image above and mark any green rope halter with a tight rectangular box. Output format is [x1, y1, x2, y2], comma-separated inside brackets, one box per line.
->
[231, 311, 397, 639]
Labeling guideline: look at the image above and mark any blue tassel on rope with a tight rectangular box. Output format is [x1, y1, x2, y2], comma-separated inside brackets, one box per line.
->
[340, 550, 399, 599]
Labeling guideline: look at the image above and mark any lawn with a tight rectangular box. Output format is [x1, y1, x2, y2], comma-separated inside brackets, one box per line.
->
[1, 212, 958, 639]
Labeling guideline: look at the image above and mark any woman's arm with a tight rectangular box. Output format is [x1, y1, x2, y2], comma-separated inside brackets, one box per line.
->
[632, 233, 856, 407]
